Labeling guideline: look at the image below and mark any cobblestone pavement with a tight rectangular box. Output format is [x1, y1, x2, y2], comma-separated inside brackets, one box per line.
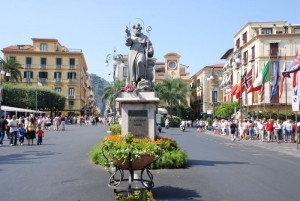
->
[203, 130, 300, 158]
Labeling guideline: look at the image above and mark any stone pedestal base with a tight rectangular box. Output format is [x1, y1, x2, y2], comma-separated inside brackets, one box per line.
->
[116, 92, 159, 140]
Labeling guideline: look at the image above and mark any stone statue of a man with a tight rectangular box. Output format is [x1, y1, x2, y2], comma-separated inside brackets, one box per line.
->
[125, 23, 154, 90]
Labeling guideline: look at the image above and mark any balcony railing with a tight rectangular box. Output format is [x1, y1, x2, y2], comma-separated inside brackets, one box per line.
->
[56, 65, 61, 69]
[55, 78, 62, 83]
[40, 64, 47, 69]
[68, 95, 75, 99]
[39, 78, 47, 83]
[69, 79, 76, 83]
[25, 64, 32, 68]
[23, 78, 32, 83]
[69, 65, 75, 69]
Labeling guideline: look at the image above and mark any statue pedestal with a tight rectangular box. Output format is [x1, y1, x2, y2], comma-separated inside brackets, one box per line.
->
[116, 91, 160, 140]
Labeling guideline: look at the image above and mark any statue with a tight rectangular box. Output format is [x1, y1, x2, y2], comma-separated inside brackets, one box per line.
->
[125, 23, 154, 90]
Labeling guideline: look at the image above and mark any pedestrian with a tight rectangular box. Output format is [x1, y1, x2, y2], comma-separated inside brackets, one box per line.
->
[18, 123, 25, 146]
[8, 115, 19, 146]
[54, 115, 61, 131]
[248, 120, 254, 140]
[60, 115, 66, 131]
[273, 119, 281, 143]
[26, 117, 37, 146]
[36, 126, 44, 145]
[265, 119, 274, 142]
[6, 115, 11, 140]
[257, 119, 265, 142]
[0, 115, 8, 146]
[46, 115, 52, 130]
[283, 119, 292, 143]
[230, 119, 237, 141]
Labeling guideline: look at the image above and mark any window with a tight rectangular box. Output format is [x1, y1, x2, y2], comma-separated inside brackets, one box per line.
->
[261, 28, 272, 34]
[236, 38, 240, 49]
[242, 32, 247, 44]
[41, 58, 47, 68]
[69, 58, 75, 68]
[40, 43, 47, 52]
[55, 87, 61, 93]
[197, 79, 200, 87]
[69, 101, 74, 110]
[212, 91, 218, 103]
[270, 43, 279, 57]
[251, 46, 255, 60]
[68, 88, 75, 99]
[123, 64, 128, 77]
[54, 72, 62, 82]
[243, 51, 248, 64]
[294, 28, 300, 34]
[24, 71, 33, 82]
[26, 57, 32, 68]
[67, 72, 76, 79]
[38, 72, 48, 83]
[56, 58, 62, 68]
[9, 56, 16, 61]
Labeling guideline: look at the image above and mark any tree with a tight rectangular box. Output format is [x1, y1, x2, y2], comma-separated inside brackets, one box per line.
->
[214, 102, 239, 119]
[0, 57, 22, 83]
[154, 78, 191, 116]
[101, 79, 126, 112]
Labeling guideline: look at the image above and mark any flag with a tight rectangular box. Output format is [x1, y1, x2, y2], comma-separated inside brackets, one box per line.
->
[282, 53, 300, 77]
[249, 60, 270, 93]
[231, 83, 238, 97]
[270, 57, 279, 100]
[258, 83, 264, 102]
[242, 69, 253, 91]
[279, 53, 286, 98]
[248, 64, 259, 93]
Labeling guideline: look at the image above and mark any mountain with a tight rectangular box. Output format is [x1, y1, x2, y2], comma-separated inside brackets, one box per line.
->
[89, 73, 110, 115]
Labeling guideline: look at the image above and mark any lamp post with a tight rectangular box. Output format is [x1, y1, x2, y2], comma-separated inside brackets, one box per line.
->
[232, 51, 242, 123]
[207, 67, 222, 120]
[104, 49, 124, 124]
[0, 62, 6, 116]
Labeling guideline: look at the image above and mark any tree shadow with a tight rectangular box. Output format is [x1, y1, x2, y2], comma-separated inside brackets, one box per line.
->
[0, 150, 61, 165]
[152, 185, 203, 200]
[187, 159, 248, 167]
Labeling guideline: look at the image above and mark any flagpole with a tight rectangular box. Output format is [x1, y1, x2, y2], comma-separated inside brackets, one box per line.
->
[285, 77, 288, 120]
[269, 50, 271, 119]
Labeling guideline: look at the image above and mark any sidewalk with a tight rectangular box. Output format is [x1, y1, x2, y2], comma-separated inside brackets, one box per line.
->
[203, 130, 300, 158]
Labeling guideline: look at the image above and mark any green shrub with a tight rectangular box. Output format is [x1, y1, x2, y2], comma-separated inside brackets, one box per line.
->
[89, 135, 188, 169]
[206, 117, 212, 126]
[109, 124, 121, 135]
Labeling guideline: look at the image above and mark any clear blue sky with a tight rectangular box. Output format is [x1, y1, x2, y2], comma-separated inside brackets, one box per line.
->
[1, 0, 299, 81]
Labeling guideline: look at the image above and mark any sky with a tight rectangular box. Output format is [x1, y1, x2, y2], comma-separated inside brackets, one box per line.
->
[1, 0, 300, 82]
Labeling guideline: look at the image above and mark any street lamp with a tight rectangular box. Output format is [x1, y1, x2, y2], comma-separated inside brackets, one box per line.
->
[0, 62, 5, 116]
[104, 49, 124, 124]
[206, 67, 222, 120]
[232, 51, 242, 123]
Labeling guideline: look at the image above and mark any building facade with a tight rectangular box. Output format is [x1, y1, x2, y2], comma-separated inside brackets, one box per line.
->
[221, 21, 300, 118]
[190, 64, 224, 120]
[1, 38, 95, 116]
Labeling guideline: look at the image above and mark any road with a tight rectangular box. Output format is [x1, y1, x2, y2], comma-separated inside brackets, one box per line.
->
[1, 124, 300, 201]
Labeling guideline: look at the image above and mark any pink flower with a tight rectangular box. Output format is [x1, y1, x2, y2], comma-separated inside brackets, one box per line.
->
[122, 83, 135, 92]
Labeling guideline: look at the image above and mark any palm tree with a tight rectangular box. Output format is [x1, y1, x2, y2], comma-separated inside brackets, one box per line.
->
[0, 57, 22, 83]
[154, 78, 191, 116]
[101, 79, 126, 114]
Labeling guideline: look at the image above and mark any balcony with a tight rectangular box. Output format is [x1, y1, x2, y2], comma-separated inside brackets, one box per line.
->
[25, 64, 32, 68]
[40, 64, 47, 69]
[68, 95, 75, 99]
[69, 105, 74, 110]
[56, 65, 61, 69]
[69, 79, 76, 83]
[55, 78, 62, 83]
[23, 78, 32, 83]
[39, 78, 47, 83]
[69, 65, 75, 69]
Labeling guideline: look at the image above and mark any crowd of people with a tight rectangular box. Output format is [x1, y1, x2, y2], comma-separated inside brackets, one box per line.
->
[195, 118, 300, 143]
[0, 113, 114, 147]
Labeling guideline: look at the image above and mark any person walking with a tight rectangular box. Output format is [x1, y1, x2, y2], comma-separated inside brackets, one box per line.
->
[26, 117, 37, 146]
[265, 119, 274, 142]
[273, 119, 282, 143]
[36, 126, 44, 145]
[18, 123, 26, 146]
[8, 115, 19, 146]
[60, 115, 66, 131]
[257, 119, 265, 142]
[230, 119, 237, 141]
[0, 116, 8, 146]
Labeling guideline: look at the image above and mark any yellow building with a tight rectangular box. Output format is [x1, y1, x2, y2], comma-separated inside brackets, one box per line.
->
[1, 38, 94, 116]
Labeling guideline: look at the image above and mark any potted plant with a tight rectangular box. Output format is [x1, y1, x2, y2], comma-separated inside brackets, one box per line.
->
[102, 133, 159, 170]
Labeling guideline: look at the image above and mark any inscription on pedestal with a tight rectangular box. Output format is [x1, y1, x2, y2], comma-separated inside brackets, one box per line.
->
[128, 110, 148, 138]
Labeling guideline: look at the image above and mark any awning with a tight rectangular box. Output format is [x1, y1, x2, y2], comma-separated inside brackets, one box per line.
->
[158, 108, 168, 115]
[1, 105, 47, 113]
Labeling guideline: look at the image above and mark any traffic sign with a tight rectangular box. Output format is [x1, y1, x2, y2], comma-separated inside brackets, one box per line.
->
[292, 95, 299, 112]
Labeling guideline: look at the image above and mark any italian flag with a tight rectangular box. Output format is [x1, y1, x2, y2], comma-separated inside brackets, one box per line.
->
[248, 61, 270, 93]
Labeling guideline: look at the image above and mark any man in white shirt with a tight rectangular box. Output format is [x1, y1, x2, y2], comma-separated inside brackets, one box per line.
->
[8, 115, 19, 146]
